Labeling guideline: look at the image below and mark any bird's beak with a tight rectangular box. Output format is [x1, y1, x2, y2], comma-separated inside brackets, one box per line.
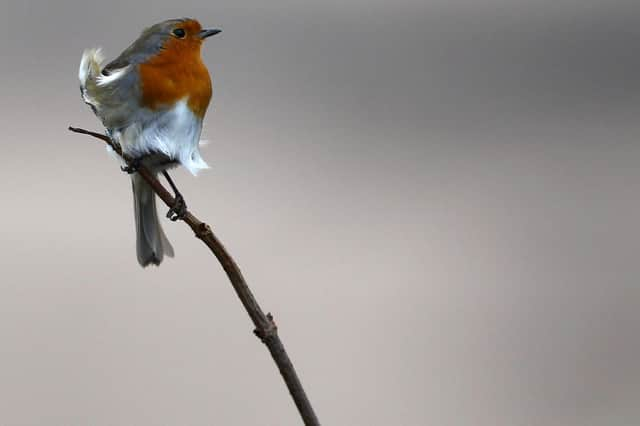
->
[199, 28, 222, 39]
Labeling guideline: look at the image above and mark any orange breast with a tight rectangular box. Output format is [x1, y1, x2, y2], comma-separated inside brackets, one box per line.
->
[139, 37, 212, 118]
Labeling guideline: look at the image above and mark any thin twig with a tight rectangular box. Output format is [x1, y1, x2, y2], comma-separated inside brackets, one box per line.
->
[68, 126, 320, 426]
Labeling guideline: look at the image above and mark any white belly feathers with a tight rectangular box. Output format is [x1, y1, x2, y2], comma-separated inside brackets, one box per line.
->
[113, 99, 209, 176]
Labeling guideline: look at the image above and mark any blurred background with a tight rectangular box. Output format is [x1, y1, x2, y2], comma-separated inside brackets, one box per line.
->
[1, 0, 639, 424]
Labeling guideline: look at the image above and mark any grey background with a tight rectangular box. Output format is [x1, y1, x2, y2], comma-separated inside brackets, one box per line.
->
[0, 0, 639, 424]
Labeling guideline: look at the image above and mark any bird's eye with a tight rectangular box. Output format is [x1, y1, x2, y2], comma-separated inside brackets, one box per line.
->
[172, 28, 186, 38]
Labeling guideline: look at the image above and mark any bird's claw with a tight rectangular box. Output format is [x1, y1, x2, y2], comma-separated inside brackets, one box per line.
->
[167, 194, 187, 221]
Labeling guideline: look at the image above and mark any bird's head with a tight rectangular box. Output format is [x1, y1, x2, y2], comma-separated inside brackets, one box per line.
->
[167, 18, 221, 44]
[140, 18, 221, 56]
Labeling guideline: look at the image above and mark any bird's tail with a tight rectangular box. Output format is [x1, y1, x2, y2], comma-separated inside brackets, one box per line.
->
[132, 173, 174, 267]
[78, 48, 103, 111]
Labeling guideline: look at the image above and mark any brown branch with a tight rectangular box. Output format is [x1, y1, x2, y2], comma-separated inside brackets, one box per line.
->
[68, 126, 320, 426]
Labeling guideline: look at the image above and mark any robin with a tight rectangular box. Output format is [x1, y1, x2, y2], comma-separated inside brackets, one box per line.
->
[78, 18, 221, 267]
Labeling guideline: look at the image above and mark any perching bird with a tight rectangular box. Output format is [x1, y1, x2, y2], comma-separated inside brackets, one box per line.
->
[78, 18, 221, 267]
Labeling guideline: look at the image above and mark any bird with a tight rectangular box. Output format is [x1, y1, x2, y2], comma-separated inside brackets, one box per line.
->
[78, 18, 221, 267]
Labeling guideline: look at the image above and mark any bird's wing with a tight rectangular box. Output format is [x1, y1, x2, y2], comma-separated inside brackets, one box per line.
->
[87, 62, 140, 131]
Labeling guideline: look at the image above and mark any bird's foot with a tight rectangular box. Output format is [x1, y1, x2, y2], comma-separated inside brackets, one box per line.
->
[166, 194, 187, 221]
[121, 158, 141, 174]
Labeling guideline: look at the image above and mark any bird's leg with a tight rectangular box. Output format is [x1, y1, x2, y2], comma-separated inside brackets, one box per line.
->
[163, 170, 188, 221]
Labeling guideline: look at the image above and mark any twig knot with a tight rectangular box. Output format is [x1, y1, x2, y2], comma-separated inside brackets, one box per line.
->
[254, 312, 278, 342]
[196, 222, 213, 238]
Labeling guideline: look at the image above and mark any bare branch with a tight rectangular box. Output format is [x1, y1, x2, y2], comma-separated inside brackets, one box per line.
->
[68, 126, 320, 426]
